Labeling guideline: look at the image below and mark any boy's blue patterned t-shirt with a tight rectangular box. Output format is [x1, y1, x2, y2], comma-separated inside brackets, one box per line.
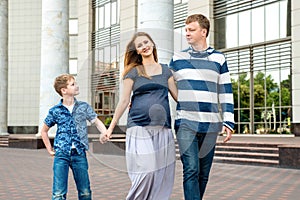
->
[44, 98, 97, 155]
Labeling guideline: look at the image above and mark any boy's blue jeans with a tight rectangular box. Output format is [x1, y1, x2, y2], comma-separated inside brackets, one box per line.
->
[176, 127, 218, 200]
[52, 149, 92, 200]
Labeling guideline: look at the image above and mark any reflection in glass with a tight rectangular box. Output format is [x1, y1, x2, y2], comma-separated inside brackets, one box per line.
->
[111, 46, 117, 63]
[117, 0, 120, 24]
[265, 3, 279, 41]
[214, 0, 291, 134]
[104, 46, 110, 63]
[99, 7, 104, 29]
[99, 49, 104, 64]
[234, 110, 239, 132]
[111, 2, 117, 25]
[214, 18, 225, 49]
[280, 69, 290, 107]
[251, 7, 264, 44]
[280, 0, 288, 38]
[95, 8, 99, 31]
[94, 49, 99, 68]
[215, 0, 289, 49]
[226, 15, 238, 48]
[92, 1, 121, 123]
[239, 10, 251, 46]
[237, 73, 250, 109]
[240, 109, 250, 132]
[97, 49, 104, 71]
[105, 4, 110, 28]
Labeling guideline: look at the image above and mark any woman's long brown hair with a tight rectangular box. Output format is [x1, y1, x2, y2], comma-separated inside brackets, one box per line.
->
[122, 32, 158, 79]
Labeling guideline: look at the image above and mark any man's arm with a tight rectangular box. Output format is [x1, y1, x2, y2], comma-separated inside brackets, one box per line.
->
[218, 60, 235, 142]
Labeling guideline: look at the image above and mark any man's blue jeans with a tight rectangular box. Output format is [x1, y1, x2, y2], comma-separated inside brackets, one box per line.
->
[176, 127, 218, 200]
[52, 149, 92, 200]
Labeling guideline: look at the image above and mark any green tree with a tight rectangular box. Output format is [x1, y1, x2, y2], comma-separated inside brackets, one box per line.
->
[232, 71, 291, 134]
[231, 73, 250, 123]
[280, 75, 291, 107]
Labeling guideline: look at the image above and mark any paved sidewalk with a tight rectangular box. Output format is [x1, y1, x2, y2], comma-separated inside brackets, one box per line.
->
[1, 145, 300, 200]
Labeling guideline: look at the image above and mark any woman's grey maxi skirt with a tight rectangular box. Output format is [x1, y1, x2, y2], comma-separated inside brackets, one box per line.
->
[125, 126, 176, 200]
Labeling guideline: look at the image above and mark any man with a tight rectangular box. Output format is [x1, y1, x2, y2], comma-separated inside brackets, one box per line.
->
[169, 14, 234, 200]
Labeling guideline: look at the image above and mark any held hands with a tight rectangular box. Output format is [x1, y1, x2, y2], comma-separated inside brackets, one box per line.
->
[99, 133, 108, 144]
[99, 129, 113, 144]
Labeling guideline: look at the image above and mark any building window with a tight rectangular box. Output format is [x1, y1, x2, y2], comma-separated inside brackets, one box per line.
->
[69, 59, 78, 75]
[93, 0, 119, 32]
[173, 1, 188, 51]
[214, 0, 292, 134]
[92, 0, 120, 122]
[92, 45, 120, 121]
[214, 0, 290, 49]
[69, 19, 78, 35]
[111, 1, 119, 25]
[225, 40, 291, 135]
[174, 0, 188, 4]
[104, 4, 111, 28]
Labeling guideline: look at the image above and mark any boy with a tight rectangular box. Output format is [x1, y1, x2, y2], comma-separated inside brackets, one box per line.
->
[41, 74, 107, 200]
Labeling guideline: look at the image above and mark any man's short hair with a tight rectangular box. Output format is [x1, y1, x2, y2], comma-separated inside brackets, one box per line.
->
[186, 14, 210, 37]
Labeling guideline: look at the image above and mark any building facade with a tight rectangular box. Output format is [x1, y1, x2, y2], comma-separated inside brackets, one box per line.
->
[1, 0, 299, 136]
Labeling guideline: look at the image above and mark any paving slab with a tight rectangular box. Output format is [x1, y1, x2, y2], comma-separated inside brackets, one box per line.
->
[1, 143, 300, 200]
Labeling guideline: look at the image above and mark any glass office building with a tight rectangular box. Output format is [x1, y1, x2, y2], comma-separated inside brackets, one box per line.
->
[213, 0, 292, 134]
[90, 0, 296, 135]
[1, 0, 299, 136]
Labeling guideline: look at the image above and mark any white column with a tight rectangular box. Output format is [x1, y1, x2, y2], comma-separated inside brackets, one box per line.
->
[137, 0, 176, 130]
[137, 0, 174, 64]
[38, 0, 69, 136]
[0, 0, 8, 135]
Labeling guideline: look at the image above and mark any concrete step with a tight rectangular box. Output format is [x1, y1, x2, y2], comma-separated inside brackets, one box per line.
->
[216, 145, 278, 154]
[214, 142, 279, 167]
[216, 142, 278, 148]
[93, 136, 280, 167]
[215, 150, 279, 160]
[175, 142, 279, 166]
[213, 156, 279, 167]
[0, 135, 9, 147]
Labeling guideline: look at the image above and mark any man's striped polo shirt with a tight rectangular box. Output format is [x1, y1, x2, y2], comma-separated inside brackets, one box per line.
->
[169, 46, 235, 133]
